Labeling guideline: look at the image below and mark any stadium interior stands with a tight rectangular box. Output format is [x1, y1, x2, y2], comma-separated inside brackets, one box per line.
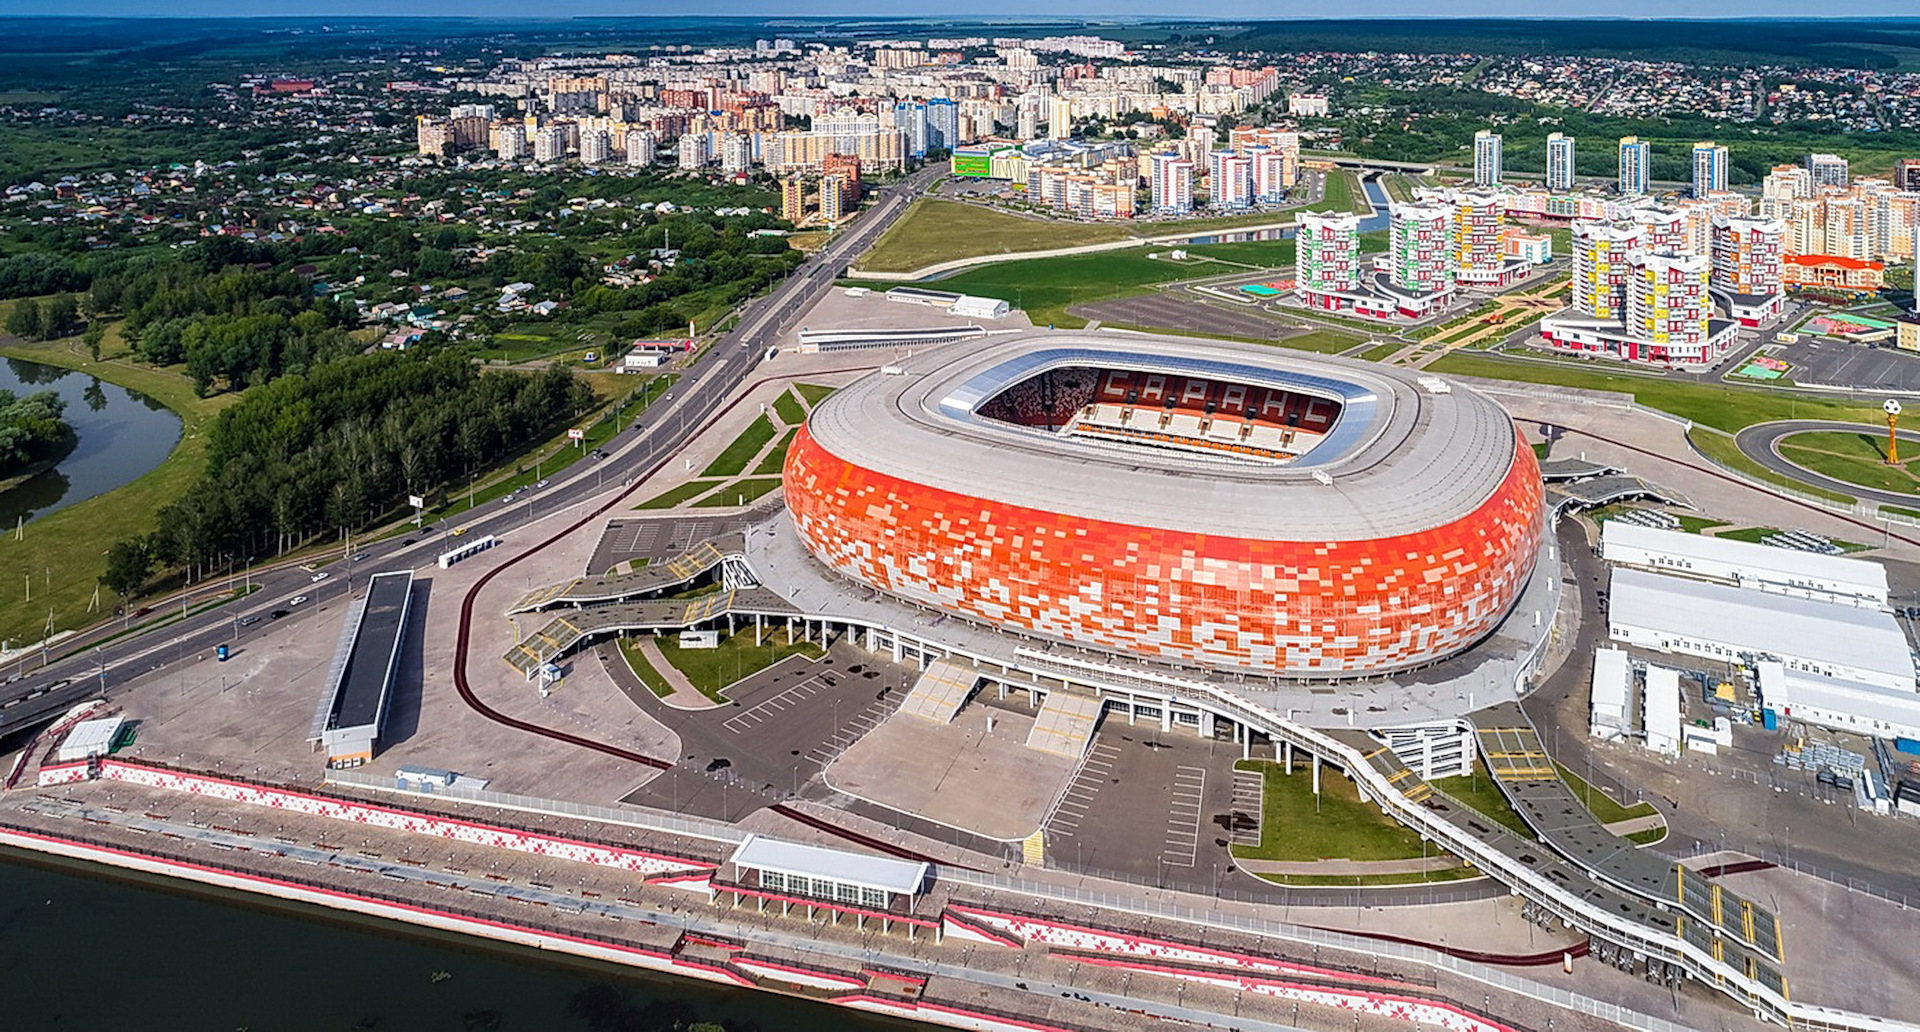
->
[975, 367, 1342, 464]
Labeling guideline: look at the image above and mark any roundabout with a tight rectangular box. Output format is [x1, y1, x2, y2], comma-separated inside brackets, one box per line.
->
[1734, 418, 1920, 507]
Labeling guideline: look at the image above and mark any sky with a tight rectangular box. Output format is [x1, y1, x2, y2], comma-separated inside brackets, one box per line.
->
[0, 2, 1909, 18]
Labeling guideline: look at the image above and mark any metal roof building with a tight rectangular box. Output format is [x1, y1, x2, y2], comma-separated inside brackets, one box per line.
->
[1757, 662, 1920, 743]
[1643, 665, 1683, 757]
[1601, 521, 1888, 609]
[726, 834, 929, 911]
[308, 571, 416, 767]
[1608, 567, 1914, 692]
[1590, 647, 1632, 741]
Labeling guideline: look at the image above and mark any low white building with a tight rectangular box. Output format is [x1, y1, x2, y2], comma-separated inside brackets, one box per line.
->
[57, 715, 125, 763]
[1608, 568, 1915, 693]
[1590, 647, 1632, 741]
[1602, 521, 1889, 609]
[1644, 665, 1683, 757]
[1756, 661, 1920, 743]
[950, 294, 1011, 320]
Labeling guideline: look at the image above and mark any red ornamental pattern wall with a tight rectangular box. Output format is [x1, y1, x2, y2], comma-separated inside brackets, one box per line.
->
[784, 426, 1545, 675]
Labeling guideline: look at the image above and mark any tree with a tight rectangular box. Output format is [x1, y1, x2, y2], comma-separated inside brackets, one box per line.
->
[5, 297, 43, 340]
[41, 294, 79, 339]
[82, 321, 105, 362]
[100, 537, 154, 601]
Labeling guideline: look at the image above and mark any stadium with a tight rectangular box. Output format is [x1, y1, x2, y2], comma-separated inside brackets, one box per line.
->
[783, 333, 1546, 678]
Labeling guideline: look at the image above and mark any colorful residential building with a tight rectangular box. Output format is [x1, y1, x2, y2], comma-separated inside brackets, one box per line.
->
[1451, 189, 1526, 287]
[1294, 211, 1363, 301]
[1546, 133, 1576, 193]
[1782, 254, 1886, 293]
[1149, 152, 1194, 214]
[1617, 137, 1650, 197]
[1209, 151, 1253, 209]
[1691, 141, 1728, 199]
[1709, 215, 1786, 325]
[1474, 130, 1503, 187]
[1571, 221, 1642, 320]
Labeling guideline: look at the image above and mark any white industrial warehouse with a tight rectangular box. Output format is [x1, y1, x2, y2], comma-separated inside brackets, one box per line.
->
[1601, 521, 1889, 608]
[1607, 567, 1914, 692]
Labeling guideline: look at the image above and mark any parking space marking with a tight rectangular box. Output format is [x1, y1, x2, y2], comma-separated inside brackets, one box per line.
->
[1045, 741, 1121, 841]
[722, 677, 829, 734]
[1230, 768, 1264, 847]
[1162, 765, 1205, 867]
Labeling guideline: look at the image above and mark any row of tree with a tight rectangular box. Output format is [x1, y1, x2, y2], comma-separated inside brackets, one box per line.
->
[3, 294, 83, 341]
[100, 352, 594, 598]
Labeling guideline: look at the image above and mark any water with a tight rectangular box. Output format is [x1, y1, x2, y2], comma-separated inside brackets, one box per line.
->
[0, 358, 182, 527]
[0, 847, 903, 1032]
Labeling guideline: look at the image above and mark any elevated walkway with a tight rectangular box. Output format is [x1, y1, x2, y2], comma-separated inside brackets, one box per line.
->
[505, 587, 800, 678]
[1026, 692, 1104, 758]
[1470, 703, 1785, 970]
[509, 536, 740, 613]
[896, 659, 979, 723]
[1327, 728, 1433, 805]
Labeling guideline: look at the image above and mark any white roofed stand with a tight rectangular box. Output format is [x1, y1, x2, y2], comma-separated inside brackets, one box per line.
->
[718, 835, 935, 938]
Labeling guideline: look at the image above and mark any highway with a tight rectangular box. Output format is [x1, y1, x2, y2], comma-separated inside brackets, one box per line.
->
[0, 164, 941, 740]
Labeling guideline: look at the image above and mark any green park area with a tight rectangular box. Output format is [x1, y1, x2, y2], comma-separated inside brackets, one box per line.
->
[1773, 430, 1920, 498]
[0, 327, 237, 646]
[857, 199, 1135, 274]
[1231, 759, 1479, 885]
[917, 248, 1217, 328]
[623, 628, 825, 704]
[637, 383, 823, 512]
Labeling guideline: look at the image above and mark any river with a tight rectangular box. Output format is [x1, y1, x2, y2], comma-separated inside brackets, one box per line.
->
[0, 847, 905, 1031]
[0, 358, 182, 528]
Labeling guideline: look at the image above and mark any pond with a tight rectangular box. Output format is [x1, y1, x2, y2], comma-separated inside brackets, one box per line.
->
[0, 358, 182, 528]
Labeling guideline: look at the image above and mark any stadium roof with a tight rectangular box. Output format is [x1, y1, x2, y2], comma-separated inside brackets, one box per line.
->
[804, 331, 1523, 541]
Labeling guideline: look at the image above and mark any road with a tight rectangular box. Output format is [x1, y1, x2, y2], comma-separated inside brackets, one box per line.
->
[0, 164, 943, 740]
[1734, 419, 1920, 509]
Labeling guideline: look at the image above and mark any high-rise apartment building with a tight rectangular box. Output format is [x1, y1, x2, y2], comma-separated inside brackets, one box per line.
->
[1710, 215, 1786, 325]
[781, 177, 810, 222]
[677, 131, 710, 169]
[1627, 250, 1713, 347]
[578, 129, 612, 164]
[1807, 152, 1850, 189]
[719, 132, 753, 173]
[819, 175, 847, 221]
[1692, 142, 1728, 198]
[533, 124, 569, 163]
[1389, 202, 1456, 299]
[1295, 212, 1363, 302]
[1570, 221, 1642, 320]
[416, 116, 453, 157]
[1048, 96, 1073, 140]
[820, 153, 863, 206]
[625, 129, 657, 167]
[490, 121, 528, 162]
[1149, 152, 1193, 214]
[1895, 159, 1920, 193]
[1473, 130, 1503, 188]
[1209, 151, 1252, 209]
[927, 98, 960, 152]
[1617, 137, 1649, 197]
[1629, 206, 1688, 253]
[1451, 189, 1507, 284]
[1546, 133, 1575, 193]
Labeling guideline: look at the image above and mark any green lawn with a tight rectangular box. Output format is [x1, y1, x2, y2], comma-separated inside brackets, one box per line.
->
[636, 479, 721, 510]
[914, 248, 1214, 328]
[0, 332, 237, 646]
[617, 637, 675, 697]
[855, 199, 1136, 274]
[654, 630, 825, 702]
[1774, 430, 1920, 497]
[1184, 230, 1386, 270]
[1360, 342, 1405, 363]
[1715, 524, 1867, 552]
[1427, 352, 1888, 434]
[693, 477, 783, 508]
[701, 414, 778, 477]
[1276, 329, 1366, 354]
[1432, 762, 1536, 839]
[1230, 759, 1440, 862]
[772, 389, 806, 426]
[1555, 761, 1659, 826]
[752, 428, 798, 476]
[1688, 428, 1857, 505]
[795, 383, 837, 407]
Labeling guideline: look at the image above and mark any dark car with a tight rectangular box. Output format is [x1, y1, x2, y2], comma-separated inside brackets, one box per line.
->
[269, 609, 290, 620]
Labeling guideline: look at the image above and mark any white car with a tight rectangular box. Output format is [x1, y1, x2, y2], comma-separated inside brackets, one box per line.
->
[290, 595, 309, 606]
[310, 571, 329, 582]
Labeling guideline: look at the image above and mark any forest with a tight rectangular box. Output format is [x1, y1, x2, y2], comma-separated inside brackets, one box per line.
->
[98, 353, 593, 597]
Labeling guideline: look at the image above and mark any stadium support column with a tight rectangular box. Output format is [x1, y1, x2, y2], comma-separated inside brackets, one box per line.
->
[1283, 739, 1292, 773]
[755, 613, 762, 645]
[1161, 703, 1172, 734]
[1312, 754, 1320, 797]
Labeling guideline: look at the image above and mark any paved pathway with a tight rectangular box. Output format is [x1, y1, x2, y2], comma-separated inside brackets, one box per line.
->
[1234, 854, 1466, 876]
[1734, 418, 1920, 508]
[632, 637, 722, 711]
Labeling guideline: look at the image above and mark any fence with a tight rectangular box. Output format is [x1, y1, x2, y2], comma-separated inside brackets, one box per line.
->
[324, 769, 746, 846]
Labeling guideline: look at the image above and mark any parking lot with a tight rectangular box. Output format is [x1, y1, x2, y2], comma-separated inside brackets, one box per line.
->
[586, 514, 756, 574]
[1765, 334, 1920, 393]
[1042, 721, 1242, 890]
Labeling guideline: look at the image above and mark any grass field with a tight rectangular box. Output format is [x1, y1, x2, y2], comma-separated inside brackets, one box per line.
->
[0, 331, 237, 646]
[1231, 759, 1440, 862]
[1277, 329, 1366, 354]
[918, 248, 1208, 328]
[654, 630, 825, 702]
[1774, 430, 1920, 497]
[1426, 352, 1889, 434]
[1360, 342, 1404, 363]
[1689, 428, 1857, 505]
[1555, 761, 1659, 826]
[701, 414, 777, 478]
[772, 388, 806, 426]
[795, 383, 836, 406]
[856, 199, 1135, 274]
[1432, 762, 1536, 839]
[636, 480, 721, 510]
[693, 477, 782, 508]
[752, 428, 798, 476]
[1717, 524, 1867, 551]
[617, 637, 675, 697]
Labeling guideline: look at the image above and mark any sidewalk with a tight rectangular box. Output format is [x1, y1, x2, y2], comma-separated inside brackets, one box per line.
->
[629, 637, 721, 711]
[1234, 855, 1466, 876]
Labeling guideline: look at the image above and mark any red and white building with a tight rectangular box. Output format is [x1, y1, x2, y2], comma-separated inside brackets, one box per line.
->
[1709, 215, 1786, 326]
[1289, 204, 1455, 322]
[1571, 221, 1641, 320]
[1294, 212, 1363, 306]
[1444, 189, 1532, 288]
[1543, 217, 1739, 367]
[1782, 253, 1886, 293]
[1150, 151, 1194, 214]
[1208, 151, 1253, 209]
